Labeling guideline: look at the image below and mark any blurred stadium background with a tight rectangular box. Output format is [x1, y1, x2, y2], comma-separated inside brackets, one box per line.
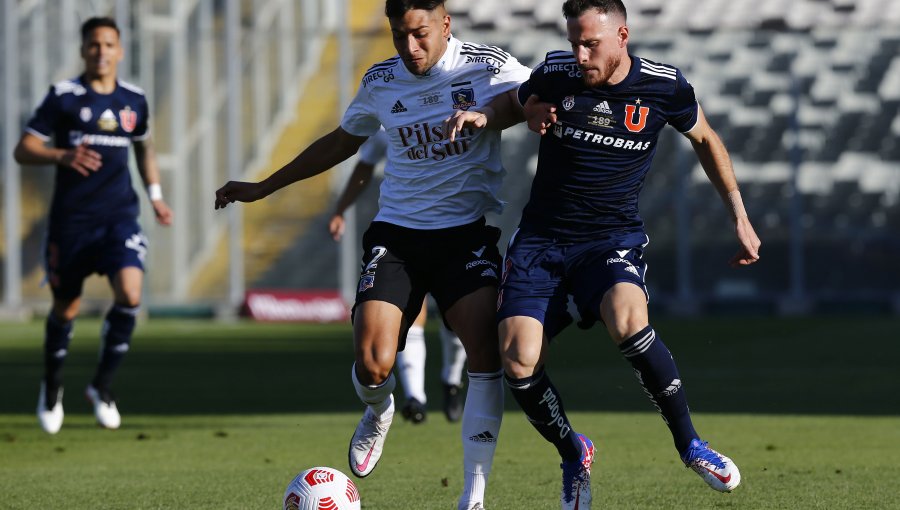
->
[2, 0, 899, 320]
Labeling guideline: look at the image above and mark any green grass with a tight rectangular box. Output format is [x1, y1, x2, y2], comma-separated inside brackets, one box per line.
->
[1, 317, 899, 509]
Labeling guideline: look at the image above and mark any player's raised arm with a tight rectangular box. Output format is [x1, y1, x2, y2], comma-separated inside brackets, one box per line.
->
[215, 126, 367, 210]
[683, 105, 761, 267]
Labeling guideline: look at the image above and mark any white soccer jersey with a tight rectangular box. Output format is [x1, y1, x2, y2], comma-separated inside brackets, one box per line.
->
[341, 35, 531, 229]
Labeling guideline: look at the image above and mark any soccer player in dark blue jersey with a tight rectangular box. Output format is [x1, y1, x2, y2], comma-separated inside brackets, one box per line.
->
[14, 17, 173, 434]
[447, 0, 760, 507]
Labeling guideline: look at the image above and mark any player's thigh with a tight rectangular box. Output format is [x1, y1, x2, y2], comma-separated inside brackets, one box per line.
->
[110, 266, 144, 307]
[599, 282, 650, 344]
[442, 286, 500, 372]
[497, 230, 571, 338]
[45, 226, 99, 305]
[568, 243, 649, 334]
[498, 315, 548, 378]
[412, 300, 428, 328]
[354, 222, 427, 349]
[353, 300, 406, 385]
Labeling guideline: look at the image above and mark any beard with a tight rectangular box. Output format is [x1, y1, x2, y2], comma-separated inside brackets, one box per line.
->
[580, 52, 622, 87]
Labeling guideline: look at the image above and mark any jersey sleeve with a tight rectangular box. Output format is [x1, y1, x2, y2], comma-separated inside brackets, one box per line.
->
[24, 86, 61, 141]
[357, 127, 387, 165]
[490, 54, 531, 95]
[340, 81, 382, 137]
[666, 70, 699, 133]
[517, 60, 548, 106]
[132, 94, 151, 141]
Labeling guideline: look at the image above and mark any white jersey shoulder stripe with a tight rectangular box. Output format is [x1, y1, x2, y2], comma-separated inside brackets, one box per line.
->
[639, 68, 677, 80]
[53, 80, 87, 96]
[639, 59, 676, 75]
[117, 79, 146, 95]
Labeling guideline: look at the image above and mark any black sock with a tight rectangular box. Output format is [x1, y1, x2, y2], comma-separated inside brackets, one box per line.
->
[620, 326, 698, 454]
[506, 368, 582, 462]
[92, 305, 137, 392]
[44, 314, 74, 400]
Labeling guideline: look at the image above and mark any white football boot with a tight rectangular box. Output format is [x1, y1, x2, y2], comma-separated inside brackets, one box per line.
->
[348, 395, 394, 477]
[682, 439, 741, 492]
[37, 382, 64, 434]
[85, 385, 121, 430]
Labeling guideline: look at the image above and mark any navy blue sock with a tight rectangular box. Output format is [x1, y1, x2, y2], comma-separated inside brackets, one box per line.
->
[44, 314, 74, 393]
[620, 326, 698, 454]
[92, 305, 138, 391]
[506, 368, 582, 462]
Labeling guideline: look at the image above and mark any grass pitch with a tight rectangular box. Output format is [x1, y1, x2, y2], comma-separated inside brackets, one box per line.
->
[1, 317, 898, 509]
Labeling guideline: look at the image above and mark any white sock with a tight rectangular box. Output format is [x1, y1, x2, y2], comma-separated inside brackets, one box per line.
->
[351, 363, 396, 419]
[440, 325, 467, 387]
[396, 325, 427, 403]
[458, 370, 503, 510]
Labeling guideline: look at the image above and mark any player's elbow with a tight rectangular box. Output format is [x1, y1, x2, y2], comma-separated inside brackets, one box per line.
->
[12, 142, 29, 164]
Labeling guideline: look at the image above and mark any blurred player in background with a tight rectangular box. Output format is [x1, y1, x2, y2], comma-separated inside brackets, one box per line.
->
[447, 0, 760, 507]
[14, 17, 173, 434]
[215, 1, 529, 508]
[329, 128, 468, 424]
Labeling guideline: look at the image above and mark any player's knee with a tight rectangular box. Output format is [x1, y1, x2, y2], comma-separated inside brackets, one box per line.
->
[51, 299, 81, 322]
[116, 290, 141, 309]
[355, 360, 392, 386]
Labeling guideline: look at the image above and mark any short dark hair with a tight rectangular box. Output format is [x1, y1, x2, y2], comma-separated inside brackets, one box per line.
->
[80, 17, 120, 42]
[385, 0, 446, 19]
[562, 0, 627, 21]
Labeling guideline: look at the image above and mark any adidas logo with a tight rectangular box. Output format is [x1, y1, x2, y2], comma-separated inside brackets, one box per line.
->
[593, 101, 613, 114]
[390, 100, 407, 113]
[481, 268, 497, 279]
[468, 431, 496, 443]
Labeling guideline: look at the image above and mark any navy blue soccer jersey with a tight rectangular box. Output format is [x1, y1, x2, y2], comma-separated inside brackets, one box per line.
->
[26, 77, 150, 226]
[517, 52, 698, 241]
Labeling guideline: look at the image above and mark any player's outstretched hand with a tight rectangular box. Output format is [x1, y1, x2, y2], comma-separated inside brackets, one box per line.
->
[729, 216, 761, 267]
[214, 181, 267, 209]
[443, 108, 491, 142]
[152, 199, 174, 226]
[524, 94, 556, 135]
[329, 214, 346, 241]
[62, 142, 102, 176]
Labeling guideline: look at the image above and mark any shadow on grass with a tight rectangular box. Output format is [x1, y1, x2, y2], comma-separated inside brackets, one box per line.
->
[2, 316, 898, 416]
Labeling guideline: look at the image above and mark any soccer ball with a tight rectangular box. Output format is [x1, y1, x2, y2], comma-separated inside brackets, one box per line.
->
[283, 466, 361, 510]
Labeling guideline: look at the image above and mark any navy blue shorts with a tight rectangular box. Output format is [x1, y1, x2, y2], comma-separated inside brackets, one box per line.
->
[497, 229, 650, 338]
[45, 218, 147, 300]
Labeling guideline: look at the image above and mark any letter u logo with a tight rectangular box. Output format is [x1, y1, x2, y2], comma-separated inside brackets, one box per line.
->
[624, 104, 650, 132]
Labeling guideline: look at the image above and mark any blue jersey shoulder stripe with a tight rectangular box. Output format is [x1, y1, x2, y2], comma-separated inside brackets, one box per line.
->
[545, 50, 575, 62]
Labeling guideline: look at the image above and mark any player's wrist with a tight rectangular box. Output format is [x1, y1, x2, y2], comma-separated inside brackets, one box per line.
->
[727, 189, 748, 220]
[147, 183, 163, 201]
[478, 106, 495, 124]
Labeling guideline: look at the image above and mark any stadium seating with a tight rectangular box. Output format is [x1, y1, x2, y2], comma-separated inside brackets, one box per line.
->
[448, 1, 900, 304]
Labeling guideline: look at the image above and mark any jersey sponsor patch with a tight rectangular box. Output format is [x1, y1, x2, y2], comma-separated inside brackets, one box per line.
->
[98, 109, 119, 131]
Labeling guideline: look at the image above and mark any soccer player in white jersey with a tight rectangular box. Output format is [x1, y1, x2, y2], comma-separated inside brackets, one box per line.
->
[215, 1, 530, 508]
[329, 128, 469, 424]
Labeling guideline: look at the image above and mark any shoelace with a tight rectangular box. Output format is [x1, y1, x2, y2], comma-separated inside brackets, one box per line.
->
[685, 441, 726, 469]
